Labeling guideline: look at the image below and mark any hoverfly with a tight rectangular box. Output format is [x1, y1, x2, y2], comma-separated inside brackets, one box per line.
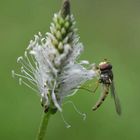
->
[92, 60, 121, 115]
[81, 60, 121, 115]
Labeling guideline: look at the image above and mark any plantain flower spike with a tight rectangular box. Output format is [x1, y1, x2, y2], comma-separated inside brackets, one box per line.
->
[12, 0, 96, 114]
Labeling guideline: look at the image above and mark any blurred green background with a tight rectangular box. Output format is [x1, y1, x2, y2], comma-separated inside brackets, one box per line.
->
[0, 0, 140, 139]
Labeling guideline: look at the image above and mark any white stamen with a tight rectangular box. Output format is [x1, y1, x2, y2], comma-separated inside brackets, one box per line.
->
[19, 78, 39, 93]
[60, 112, 71, 128]
[17, 56, 23, 63]
[42, 54, 58, 77]
[17, 56, 34, 73]
[38, 32, 42, 36]
[34, 35, 39, 42]
[46, 32, 56, 40]
[13, 71, 37, 87]
[79, 60, 89, 65]
[12, 70, 15, 78]
[17, 57, 32, 73]
[41, 38, 45, 44]
[64, 101, 86, 120]
[30, 50, 36, 55]
[29, 54, 39, 71]
[21, 67, 36, 83]
[52, 81, 62, 112]
[19, 78, 22, 85]
[24, 51, 36, 72]
[54, 13, 58, 18]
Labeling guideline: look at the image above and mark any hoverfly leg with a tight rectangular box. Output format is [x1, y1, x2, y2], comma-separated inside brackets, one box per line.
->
[93, 81, 99, 93]
[109, 78, 112, 84]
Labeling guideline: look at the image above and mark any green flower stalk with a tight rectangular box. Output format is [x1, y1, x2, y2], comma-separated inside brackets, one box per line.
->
[12, 0, 97, 139]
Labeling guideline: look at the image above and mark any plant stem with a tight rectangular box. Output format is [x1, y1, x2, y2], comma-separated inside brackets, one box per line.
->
[37, 111, 51, 140]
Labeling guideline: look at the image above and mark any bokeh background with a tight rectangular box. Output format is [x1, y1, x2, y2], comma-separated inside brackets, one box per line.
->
[0, 0, 140, 139]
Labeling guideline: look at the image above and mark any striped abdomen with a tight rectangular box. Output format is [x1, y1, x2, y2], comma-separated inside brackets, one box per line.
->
[92, 85, 109, 111]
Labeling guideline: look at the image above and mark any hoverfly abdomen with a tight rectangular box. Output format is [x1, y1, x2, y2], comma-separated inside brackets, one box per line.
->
[92, 85, 109, 111]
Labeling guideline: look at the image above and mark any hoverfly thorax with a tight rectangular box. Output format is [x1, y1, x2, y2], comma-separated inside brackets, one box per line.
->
[98, 61, 113, 85]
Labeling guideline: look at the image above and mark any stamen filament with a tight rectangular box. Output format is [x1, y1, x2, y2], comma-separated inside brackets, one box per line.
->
[51, 80, 62, 112]
[19, 78, 39, 93]
[17, 56, 34, 73]
[21, 68, 37, 83]
[64, 101, 86, 120]
[24, 51, 36, 72]
[60, 112, 71, 128]
[12, 70, 36, 84]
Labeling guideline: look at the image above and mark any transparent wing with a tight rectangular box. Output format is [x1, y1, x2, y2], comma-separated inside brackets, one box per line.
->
[110, 80, 122, 115]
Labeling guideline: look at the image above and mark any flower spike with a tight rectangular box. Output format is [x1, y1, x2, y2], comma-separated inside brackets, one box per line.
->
[12, 0, 96, 114]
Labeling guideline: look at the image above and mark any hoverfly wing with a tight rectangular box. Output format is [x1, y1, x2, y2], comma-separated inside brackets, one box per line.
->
[110, 80, 122, 115]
